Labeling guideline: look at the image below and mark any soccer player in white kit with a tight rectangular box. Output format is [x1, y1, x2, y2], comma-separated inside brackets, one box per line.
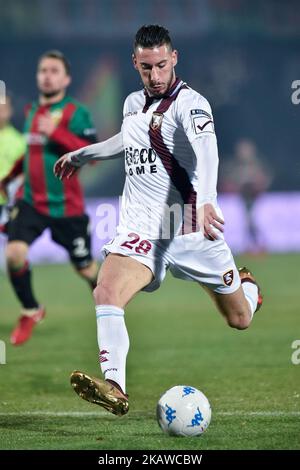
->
[54, 25, 263, 416]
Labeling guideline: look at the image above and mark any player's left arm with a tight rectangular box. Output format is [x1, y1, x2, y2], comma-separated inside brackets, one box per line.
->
[179, 93, 224, 240]
[50, 105, 98, 153]
[191, 135, 224, 240]
[54, 132, 124, 180]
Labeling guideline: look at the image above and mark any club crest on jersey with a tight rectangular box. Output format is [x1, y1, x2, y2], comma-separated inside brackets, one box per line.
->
[50, 109, 63, 125]
[150, 112, 164, 131]
[223, 270, 234, 286]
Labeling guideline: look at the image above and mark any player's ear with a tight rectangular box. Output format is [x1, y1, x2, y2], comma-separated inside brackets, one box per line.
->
[172, 50, 178, 67]
[132, 53, 138, 70]
[65, 75, 71, 88]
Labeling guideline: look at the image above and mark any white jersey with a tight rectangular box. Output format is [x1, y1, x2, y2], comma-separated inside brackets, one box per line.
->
[69, 78, 241, 295]
[119, 78, 217, 239]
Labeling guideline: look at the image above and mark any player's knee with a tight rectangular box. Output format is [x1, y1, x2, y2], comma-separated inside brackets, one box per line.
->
[226, 311, 251, 330]
[93, 280, 119, 306]
[6, 242, 28, 268]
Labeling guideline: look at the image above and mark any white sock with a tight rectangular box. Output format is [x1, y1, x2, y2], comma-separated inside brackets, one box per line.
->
[95, 305, 129, 393]
[21, 307, 41, 317]
[241, 282, 258, 320]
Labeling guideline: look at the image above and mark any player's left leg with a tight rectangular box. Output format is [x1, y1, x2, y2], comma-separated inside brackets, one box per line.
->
[169, 232, 262, 330]
[50, 213, 98, 290]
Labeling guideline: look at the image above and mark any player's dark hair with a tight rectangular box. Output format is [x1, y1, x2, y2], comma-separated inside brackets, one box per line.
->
[38, 50, 71, 75]
[134, 25, 173, 51]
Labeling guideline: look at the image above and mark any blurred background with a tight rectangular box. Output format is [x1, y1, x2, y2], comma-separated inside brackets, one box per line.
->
[1, 2, 299, 452]
[1, 0, 300, 264]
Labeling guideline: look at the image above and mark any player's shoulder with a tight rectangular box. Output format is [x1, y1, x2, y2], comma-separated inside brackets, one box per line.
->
[64, 96, 90, 114]
[126, 89, 144, 101]
[123, 89, 144, 114]
[177, 85, 213, 116]
[124, 90, 144, 105]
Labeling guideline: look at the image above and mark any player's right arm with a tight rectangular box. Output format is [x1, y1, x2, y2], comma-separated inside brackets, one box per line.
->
[54, 131, 124, 180]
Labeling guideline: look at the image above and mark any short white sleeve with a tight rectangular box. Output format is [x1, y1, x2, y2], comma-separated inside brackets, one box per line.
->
[178, 90, 215, 143]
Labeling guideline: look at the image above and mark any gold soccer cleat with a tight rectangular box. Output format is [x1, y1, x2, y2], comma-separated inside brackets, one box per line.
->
[70, 370, 129, 416]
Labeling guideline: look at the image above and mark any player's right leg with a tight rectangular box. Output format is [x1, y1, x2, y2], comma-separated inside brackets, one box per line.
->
[6, 200, 46, 345]
[71, 253, 153, 415]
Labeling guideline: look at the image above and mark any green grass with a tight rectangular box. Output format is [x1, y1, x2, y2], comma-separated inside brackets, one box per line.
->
[0, 254, 299, 449]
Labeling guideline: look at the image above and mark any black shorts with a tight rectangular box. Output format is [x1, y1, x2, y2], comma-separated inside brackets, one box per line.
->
[8, 200, 93, 269]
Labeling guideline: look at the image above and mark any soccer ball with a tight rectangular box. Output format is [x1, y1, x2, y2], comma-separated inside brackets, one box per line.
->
[156, 385, 211, 437]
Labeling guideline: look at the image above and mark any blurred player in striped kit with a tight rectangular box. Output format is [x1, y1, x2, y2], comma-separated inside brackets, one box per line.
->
[1, 51, 98, 345]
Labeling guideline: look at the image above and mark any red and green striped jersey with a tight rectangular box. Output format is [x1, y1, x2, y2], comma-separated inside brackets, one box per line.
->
[19, 95, 97, 217]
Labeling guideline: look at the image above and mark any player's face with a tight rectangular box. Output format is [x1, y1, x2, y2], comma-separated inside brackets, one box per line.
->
[37, 58, 71, 97]
[133, 44, 178, 98]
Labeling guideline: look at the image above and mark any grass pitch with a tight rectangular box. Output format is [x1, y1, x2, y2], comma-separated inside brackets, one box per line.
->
[0, 254, 299, 450]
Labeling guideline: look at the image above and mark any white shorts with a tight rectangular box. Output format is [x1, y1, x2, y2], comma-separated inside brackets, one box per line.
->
[102, 228, 241, 294]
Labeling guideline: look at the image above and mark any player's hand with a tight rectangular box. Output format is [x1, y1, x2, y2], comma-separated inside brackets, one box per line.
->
[197, 203, 224, 241]
[37, 112, 57, 136]
[54, 153, 80, 180]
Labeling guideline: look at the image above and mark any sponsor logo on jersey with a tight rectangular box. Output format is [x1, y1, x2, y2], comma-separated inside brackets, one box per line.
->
[124, 111, 138, 118]
[223, 269, 234, 286]
[125, 146, 158, 176]
[150, 112, 164, 130]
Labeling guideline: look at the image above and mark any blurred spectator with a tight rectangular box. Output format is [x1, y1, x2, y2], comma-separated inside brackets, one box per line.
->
[220, 138, 273, 253]
[0, 95, 26, 230]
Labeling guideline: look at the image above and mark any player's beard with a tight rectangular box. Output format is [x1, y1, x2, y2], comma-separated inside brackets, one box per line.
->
[148, 72, 176, 99]
[40, 89, 63, 99]
[150, 89, 166, 99]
